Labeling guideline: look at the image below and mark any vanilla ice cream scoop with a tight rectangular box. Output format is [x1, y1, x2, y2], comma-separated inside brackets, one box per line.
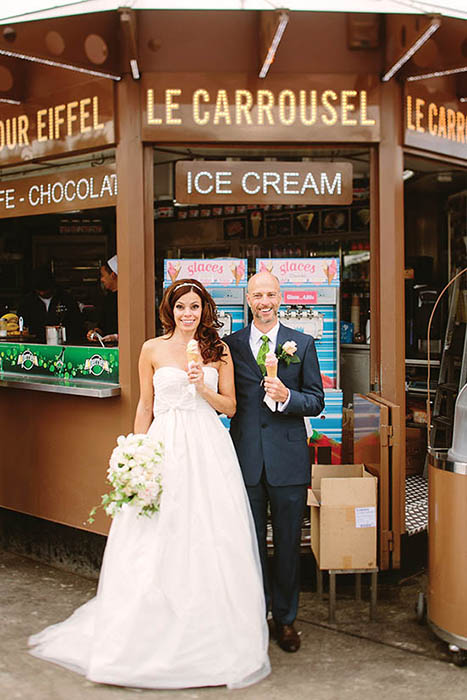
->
[186, 339, 200, 364]
[265, 351, 278, 378]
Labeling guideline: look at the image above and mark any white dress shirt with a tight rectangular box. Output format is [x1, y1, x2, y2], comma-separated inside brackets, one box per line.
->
[249, 321, 290, 411]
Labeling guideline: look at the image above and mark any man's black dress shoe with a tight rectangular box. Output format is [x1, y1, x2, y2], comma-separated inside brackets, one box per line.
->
[276, 623, 301, 653]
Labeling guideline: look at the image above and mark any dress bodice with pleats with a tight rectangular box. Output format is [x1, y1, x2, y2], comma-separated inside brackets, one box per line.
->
[153, 365, 218, 416]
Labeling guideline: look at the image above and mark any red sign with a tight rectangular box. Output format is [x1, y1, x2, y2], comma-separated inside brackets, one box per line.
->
[284, 291, 318, 304]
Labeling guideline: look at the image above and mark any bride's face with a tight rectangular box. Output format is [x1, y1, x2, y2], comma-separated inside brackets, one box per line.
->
[173, 291, 203, 333]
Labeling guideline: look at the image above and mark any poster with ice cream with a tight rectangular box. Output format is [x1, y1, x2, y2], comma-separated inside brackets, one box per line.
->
[164, 259, 247, 287]
[256, 258, 339, 287]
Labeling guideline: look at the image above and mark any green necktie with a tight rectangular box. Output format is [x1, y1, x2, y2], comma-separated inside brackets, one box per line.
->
[256, 335, 270, 376]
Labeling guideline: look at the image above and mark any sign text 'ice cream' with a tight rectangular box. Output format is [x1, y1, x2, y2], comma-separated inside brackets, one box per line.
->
[175, 162, 353, 205]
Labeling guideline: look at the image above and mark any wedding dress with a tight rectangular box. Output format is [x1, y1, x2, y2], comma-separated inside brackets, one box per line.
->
[29, 366, 270, 689]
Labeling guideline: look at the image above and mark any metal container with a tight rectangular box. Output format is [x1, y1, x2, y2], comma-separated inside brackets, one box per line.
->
[427, 447, 467, 662]
[45, 325, 66, 345]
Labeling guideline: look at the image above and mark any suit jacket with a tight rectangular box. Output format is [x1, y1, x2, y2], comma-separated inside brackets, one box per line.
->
[225, 323, 324, 487]
[18, 288, 83, 344]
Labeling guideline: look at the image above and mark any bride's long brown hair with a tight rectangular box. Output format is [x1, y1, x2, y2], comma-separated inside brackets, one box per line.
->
[159, 279, 226, 363]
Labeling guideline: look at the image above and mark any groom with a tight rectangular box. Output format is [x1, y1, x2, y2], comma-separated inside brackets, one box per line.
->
[225, 271, 324, 653]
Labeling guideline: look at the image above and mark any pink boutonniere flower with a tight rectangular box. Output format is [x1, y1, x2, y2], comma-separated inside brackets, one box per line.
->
[277, 340, 301, 367]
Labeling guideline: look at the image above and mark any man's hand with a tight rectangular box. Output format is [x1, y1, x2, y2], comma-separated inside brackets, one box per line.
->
[86, 328, 99, 342]
[264, 376, 289, 403]
[101, 333, 118, 344]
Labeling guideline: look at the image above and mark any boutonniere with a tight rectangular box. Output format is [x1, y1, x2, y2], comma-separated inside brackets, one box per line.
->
[277, 340, 301, 367]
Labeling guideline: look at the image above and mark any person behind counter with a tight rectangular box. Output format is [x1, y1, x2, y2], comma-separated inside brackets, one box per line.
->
[86, 255, 118, 345]
[18, 267, 82, 344]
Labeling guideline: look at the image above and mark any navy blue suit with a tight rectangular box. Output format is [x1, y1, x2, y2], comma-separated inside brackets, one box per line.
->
[225, 323, 324, 625]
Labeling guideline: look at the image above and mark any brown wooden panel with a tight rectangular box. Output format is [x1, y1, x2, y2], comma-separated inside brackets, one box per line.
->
[368, 392, 404, 569]
[378, 81, 406, 525]
[115, 74, 148, 418]
[0, 388, 128, 534]
[354, 393, 390, 570]
[137, 11, 383, 76]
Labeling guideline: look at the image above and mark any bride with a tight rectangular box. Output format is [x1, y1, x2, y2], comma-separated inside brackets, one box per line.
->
[29, 278, 270, 689]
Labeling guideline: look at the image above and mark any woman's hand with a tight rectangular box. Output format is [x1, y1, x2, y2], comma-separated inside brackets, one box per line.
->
[187, 361, 206, 394]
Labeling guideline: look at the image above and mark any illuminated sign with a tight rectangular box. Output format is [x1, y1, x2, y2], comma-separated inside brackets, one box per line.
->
[0, 80, 114, 166]
[0, 97, 103, 150]
[142, 73, 380, 142]
[0, 166, 117, 218]
[175, 161, 353, 205]
[404, 87, 466, 160]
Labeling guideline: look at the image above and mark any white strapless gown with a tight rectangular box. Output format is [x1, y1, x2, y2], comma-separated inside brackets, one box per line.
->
[29, 367, 270, 689]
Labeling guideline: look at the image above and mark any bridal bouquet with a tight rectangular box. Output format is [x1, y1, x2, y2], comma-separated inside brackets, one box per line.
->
[88, 433, 163, 523]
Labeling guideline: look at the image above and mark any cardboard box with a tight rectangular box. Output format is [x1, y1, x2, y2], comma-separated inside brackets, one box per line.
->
[308, 464, 377, 570]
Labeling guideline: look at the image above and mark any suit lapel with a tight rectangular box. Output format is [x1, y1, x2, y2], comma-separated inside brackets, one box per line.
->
[276, 323, 290, 353]
[276, 323, 293, 380]
[236, 324, 264, 379]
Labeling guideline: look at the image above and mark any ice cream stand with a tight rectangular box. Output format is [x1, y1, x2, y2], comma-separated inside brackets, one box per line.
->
[163, 258, 248, 337]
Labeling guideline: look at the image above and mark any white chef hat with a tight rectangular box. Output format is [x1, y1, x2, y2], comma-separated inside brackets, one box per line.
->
[107, 255, 118, 275]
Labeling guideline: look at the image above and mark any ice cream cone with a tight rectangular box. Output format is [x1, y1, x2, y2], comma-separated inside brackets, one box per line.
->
[265, 351, 278, 378]
[168, 261, 181, 283]
[297, 212, 314, 232]
[324, 259, 337, 284]
[250, 211, 261, 238]
[234, 261, 245, 285]
[266, 364, 277, 378]
[186, 339, 200, 366]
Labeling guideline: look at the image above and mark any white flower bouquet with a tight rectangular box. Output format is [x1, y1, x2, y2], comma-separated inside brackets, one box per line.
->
[88, 433, 163, 523]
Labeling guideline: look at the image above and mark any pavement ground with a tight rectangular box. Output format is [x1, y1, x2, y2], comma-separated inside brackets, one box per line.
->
[2, 549, 467, 700]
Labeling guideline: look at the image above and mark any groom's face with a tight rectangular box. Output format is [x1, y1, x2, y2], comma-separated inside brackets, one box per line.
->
[247, 273, 282, 330]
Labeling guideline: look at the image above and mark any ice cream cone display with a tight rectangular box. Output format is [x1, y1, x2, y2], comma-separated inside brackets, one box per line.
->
[230, 260, 246, 286]
[167, 261, 181, 283]
[296, 212, 314, 232]
[250, 211, 262, 238]
[186, 339, 200, 365]
[235, 260, 245, 285]
[259, 261, 273, 273]
[323, 258, 337, 284]
[265, 351, 278, 378]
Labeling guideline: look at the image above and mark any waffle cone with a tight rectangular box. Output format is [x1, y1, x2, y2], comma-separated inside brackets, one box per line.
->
[266, 365, 277, 378]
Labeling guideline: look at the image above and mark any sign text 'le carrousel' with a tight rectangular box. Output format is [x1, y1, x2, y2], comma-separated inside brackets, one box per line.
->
[0, 166, 118, 219]
[175, 161, 353, 205]
[404, 90, 467, 160]
[147, 88, 376, 129]
[406, 95, 466, 145]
